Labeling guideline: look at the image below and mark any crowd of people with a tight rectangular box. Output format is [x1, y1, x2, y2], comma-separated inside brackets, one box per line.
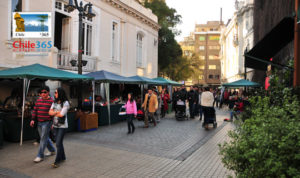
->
[28, 84, 249, 168]
[172, 85, 250, 126]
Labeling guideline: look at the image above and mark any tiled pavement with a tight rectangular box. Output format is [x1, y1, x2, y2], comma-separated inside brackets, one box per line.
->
[0, 109, 234, 178]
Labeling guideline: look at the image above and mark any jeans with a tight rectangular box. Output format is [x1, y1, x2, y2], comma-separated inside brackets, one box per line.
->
[161, 105, 166, 118]
[230, 110, 241, 121]
[54, 128, 66, 163]
[144, 110, 155, 126]
[37, 121, 55, 158]
[189, 102, 195, 118]
[199, 105, 203, 120]
[127, 114, 135, 133]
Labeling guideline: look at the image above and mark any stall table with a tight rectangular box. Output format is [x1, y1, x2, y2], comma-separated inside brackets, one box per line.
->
[1, 112, 37, 142]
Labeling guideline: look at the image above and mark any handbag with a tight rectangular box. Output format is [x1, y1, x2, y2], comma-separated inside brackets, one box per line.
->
[119, 107, 126, 116]
[58, 115, 66, 124]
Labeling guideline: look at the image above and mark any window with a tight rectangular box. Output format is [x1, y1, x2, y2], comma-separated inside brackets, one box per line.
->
[208, 55, 219, 60]
[215, 75, 220, 79]
[208, 65, 217, 69]
[209, 36, 220, 41]
[199, 56, 205, 60]
[199, 46, 205, 50]
[64, 4, 68, 12]
[209, 75, 213, 79]
[55, 1, 71, 14]
[199, 36, 205, 41]
[112, 22, 119, 62]
[199, 65, 205, 69]
[12, 0, 22, 12]
[136, 33, 143, 67]
[55, 2, 62, 10]
[184, 51, 189, 56]
[82, 20, 93, 56]
[208, 46, 220, 50]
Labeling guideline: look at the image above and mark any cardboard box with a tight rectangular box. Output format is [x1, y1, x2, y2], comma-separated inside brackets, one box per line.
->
[79, 112, 98, 131]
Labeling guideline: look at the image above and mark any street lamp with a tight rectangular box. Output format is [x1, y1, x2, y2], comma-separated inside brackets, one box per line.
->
[66, 0, 95, 109]
[66, 0, 95, 75]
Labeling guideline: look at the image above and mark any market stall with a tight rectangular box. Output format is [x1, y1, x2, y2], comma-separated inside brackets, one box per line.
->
[222, 79, 261, 88]
[84, 70, 139, 126]
[0, 63, 93, 145]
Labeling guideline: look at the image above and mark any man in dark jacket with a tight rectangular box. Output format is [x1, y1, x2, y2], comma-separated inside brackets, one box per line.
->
[188, 86, 197, 118]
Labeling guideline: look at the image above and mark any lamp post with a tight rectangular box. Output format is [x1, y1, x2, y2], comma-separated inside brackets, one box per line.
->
[66, 0, 95, 108]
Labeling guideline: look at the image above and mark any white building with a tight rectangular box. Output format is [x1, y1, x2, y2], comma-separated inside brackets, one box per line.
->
[0, 0, 159, 104]
[0, 0, 159, 76]
[220, 0, 254, 83]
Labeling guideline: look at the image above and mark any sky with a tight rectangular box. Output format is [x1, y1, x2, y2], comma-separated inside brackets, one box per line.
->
[165, 0, 236, 42]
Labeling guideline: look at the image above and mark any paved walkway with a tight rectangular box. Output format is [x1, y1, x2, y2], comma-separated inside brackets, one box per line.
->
[0, 109, 234, 178]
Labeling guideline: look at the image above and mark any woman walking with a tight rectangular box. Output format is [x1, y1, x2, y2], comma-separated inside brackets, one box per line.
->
[160, 89, 170, 118]
[49, 87, 70, 168]
[124, 93, 137, 134]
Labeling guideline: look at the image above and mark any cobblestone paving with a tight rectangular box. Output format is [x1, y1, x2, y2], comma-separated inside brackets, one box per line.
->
[0, 109, 234, 178]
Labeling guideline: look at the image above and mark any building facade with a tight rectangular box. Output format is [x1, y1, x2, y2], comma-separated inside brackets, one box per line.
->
[0, 0, 159, 77]
[181, 21, 222, 85]
[251, 0, 294, 83]
[0, 0, 159, 104]
[219, 0, 254, 83]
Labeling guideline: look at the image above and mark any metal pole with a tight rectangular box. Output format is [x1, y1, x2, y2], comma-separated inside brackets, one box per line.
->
[77, 3, 83, 109]
[294, 0, 300, 87]
[92, 80, 95, 113]
[20, 78, 26, 146]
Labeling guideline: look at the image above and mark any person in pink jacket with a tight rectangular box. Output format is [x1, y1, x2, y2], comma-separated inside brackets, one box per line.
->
[124, 93, 137, 134]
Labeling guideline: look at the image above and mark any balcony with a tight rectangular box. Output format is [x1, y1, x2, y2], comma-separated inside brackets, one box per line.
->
[57, 51, 96, 72]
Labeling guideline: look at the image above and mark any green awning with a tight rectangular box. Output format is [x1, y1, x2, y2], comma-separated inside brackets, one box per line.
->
[222, 79, 261, 88]
[152, 77, 182, 86]
[0, 63, 93, 80]
[128, 75, 165, 85]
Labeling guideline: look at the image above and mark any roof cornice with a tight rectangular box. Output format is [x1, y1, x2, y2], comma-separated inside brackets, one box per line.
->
[104, 0, 160, 31]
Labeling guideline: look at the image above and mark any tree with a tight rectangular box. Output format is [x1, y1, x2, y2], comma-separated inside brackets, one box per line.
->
[219, 64, 300, 177]
[189, 52, 205, 84]
[142, 0, 192, 81]
[37, 15, 48, 31]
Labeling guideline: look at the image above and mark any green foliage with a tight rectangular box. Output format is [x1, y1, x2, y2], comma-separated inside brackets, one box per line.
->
[143, 0, 192, 81]
[219, 68, 300, 177]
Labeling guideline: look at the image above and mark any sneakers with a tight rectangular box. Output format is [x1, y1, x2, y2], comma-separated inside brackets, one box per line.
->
[45, 151, 56, 156]
[34, 157, 43, 163]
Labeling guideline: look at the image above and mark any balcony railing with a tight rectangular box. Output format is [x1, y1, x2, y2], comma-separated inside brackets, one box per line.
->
[57, 51, 96, 72]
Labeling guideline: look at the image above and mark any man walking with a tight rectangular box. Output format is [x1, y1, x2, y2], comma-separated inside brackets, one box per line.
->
[30, 86, 56, 163]
[142, 88, 158, 128]
[188, 86, 196, 119]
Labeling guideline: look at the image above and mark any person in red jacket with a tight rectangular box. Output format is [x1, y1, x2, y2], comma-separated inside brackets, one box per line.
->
[230, 98, 244, 121]
[160, 89, 170, 118]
